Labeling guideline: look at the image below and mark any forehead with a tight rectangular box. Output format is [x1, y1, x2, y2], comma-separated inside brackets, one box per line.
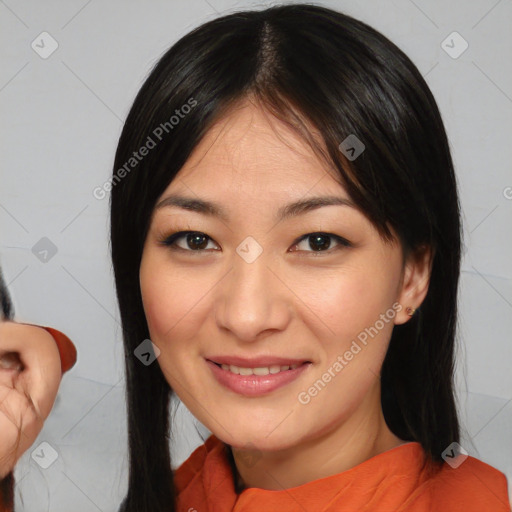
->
[169, 100, 344, 196]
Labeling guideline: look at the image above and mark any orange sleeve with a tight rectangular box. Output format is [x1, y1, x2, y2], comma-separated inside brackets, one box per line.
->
[40, 326, 77, 374]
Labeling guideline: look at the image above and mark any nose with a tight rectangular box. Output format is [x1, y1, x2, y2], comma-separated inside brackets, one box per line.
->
[214, 250, 291, 343]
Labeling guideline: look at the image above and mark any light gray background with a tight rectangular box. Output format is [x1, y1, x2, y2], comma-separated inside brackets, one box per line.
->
[1, 0, 511, 510]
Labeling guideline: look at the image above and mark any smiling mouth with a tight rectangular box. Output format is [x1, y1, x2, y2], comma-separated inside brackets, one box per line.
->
[211, 361, 310, 376]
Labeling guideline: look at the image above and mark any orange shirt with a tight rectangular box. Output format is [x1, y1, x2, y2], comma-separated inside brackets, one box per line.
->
[174, 435, 511, 512]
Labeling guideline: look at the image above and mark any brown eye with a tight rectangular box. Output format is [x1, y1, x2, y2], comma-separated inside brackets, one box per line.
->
[161, 231, 219, 252]
[185, 233, 210, 250]
[291, 232, 351, 253]
[307, 234, 332, 251]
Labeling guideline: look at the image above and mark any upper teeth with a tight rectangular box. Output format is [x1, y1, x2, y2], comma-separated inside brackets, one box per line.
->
[220, 364, 299, 375]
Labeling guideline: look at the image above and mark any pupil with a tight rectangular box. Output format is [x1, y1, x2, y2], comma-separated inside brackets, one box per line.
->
[310, 234, 330, 251]
[188, 232, 208, 250]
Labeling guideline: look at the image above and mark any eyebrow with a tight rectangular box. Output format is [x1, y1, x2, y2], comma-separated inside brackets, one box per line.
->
[155, 194, 356, 222]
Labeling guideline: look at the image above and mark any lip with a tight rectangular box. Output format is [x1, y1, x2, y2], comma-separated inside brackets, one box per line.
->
[206, 359, 312, 397]
[207, 355, 311, 367]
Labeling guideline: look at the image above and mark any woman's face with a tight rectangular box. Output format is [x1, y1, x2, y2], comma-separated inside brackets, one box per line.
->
[139, 100, 421, 452]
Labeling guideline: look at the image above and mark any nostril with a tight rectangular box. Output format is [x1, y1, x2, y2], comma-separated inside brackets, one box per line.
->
[0, 351, 24, 372]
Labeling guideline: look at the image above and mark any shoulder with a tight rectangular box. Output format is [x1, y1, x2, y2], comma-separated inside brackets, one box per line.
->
[427, 456, 510, 511]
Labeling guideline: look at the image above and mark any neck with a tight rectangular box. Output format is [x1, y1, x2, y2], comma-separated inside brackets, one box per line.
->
[230, 384, 404, 492]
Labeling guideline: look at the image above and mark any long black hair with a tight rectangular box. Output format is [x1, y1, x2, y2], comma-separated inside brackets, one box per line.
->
[110, 4, 461, 511]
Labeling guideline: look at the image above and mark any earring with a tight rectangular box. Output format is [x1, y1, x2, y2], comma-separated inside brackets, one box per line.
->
[406, 307, 416, 316]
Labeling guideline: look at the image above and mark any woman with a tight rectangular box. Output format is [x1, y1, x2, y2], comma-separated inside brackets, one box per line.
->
[110, 3, 509, 512]
[0, 268, 76, 511]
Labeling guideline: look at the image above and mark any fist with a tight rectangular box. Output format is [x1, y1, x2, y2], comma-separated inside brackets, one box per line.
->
[0, 322, 76, 478]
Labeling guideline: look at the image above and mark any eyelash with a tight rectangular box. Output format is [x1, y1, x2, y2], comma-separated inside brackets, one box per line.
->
[159, 231, 352, 255]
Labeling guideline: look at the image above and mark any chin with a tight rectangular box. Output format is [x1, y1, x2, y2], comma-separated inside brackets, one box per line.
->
[222, 433, 298, 453]
[210, 417, 308, 453]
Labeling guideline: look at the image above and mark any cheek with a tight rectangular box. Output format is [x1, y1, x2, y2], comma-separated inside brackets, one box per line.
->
[140, 254, 200, 337]
[139, 257, 218, 381]
[293, 264, 398, 345]
[139, 270, 194, 385]
[141, 275, 185, 337]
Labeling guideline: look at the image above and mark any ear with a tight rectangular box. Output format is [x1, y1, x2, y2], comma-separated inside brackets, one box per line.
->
[394, 244, 434, 325]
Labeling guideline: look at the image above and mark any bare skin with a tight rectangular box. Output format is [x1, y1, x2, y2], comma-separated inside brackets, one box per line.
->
[139, 98, 432, 491]
[0, 322, 63, 478]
